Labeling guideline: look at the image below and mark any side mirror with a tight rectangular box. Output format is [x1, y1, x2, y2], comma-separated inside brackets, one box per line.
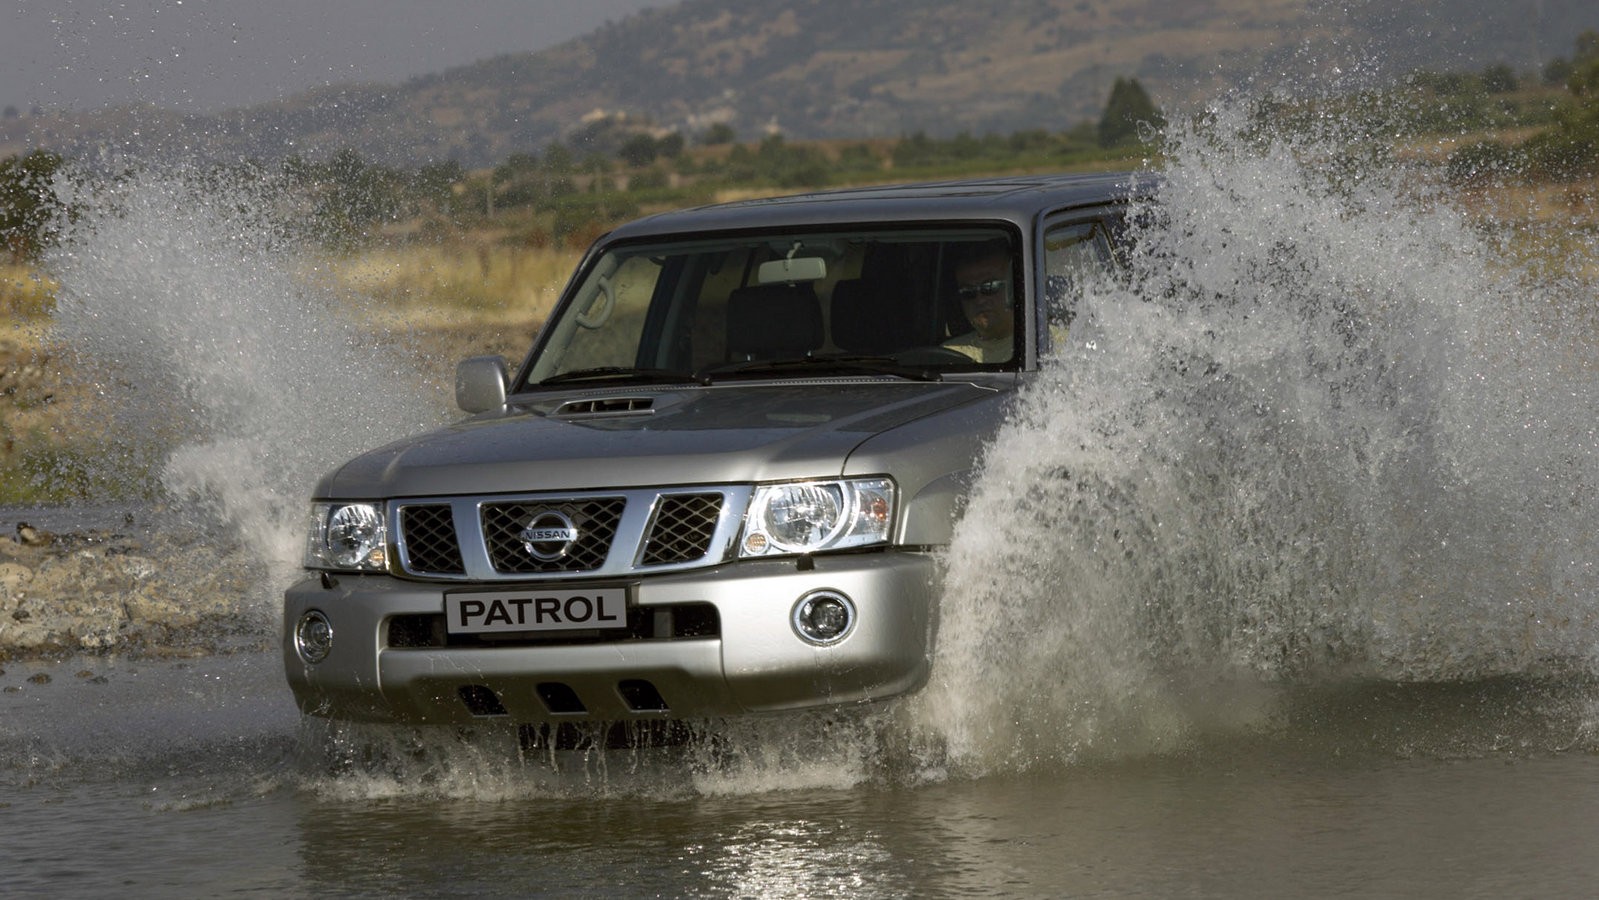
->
[455, 355, 508, 413]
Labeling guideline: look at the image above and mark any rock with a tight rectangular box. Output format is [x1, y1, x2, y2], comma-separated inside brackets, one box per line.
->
[1, 621, 48, 650]
[26, 672, 49, 684]
[121, 556, 157, 580]
[0, 518, 274, 660]
[76, 626, 120, 651]
[16, 522, 53, 546]
[0, 561, 32, 598]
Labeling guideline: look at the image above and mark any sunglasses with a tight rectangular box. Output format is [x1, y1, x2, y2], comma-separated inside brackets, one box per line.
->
[956, 278, 1009, 301]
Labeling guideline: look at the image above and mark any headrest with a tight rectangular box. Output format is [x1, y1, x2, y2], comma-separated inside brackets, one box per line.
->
[726, 283, 823, 358]
[831, 279, 917, 356]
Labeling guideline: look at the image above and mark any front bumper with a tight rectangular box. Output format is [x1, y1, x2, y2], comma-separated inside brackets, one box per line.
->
[281, 552, 936, 725]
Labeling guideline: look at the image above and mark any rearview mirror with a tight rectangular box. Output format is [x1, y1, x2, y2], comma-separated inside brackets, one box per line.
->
[757, 256, 827, 284]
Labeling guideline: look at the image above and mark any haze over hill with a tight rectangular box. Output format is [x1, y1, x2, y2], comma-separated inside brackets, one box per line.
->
[0, 0, 675, 113]
[3, 0, 1597, 168]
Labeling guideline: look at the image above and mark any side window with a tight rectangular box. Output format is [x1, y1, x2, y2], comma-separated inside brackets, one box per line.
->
[1042, 220, 1115, 340]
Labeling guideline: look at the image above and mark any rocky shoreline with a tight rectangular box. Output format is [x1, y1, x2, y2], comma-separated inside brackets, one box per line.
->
[3, 325, 282, 660]
[0, 515, 275, 660]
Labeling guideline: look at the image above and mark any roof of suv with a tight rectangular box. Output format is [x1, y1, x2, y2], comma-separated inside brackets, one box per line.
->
[604, 170, 1152, 241]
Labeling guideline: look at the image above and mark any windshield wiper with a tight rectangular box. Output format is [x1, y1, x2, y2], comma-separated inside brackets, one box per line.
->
[696, 355, 941, 383]
[537, 366, 707, 386]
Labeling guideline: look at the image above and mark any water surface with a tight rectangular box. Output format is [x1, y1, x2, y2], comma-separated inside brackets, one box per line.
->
[4, 652, 1599, 897]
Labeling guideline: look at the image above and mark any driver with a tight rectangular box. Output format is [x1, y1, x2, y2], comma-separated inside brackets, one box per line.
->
[941, 240, 1015, 363]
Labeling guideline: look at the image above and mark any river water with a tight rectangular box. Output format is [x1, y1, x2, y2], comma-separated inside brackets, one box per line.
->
[5, 647, 1599, 897]
[8, 103, 1599, 896]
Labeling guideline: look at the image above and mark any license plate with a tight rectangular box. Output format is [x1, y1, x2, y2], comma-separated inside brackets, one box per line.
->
[445, 587, 628, 634]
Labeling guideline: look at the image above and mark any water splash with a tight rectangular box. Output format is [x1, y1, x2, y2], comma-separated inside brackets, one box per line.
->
[44, 168, 449, 589]
[291, 112, 1599, 787]
[914, 102, 1599, 774]
[32, 104, 1599, 796]
[291, 709, 894, 801]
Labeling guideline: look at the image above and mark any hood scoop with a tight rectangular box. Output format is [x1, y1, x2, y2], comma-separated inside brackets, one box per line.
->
[550, 396, 656, 419]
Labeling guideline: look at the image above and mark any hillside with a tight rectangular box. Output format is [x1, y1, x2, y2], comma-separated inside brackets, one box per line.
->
[2, 0, 1597, 167]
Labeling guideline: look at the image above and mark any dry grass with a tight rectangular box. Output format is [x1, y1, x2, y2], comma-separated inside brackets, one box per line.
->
[315, 240, 584, 370]
[0, 262, 56, 321]
[325, 240, 579, 327]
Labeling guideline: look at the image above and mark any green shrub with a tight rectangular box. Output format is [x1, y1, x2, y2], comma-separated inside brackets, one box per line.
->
[1446, 140, 1526, 183]
[0, 150, 68, 260]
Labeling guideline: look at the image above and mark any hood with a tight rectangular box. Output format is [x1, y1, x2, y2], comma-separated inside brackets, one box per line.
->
[318, 380, 1000, 498]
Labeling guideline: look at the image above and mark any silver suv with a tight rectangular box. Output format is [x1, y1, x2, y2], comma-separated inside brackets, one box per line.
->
[283, 172, 1140, 726]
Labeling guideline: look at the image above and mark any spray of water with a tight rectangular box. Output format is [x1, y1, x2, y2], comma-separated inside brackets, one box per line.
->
[45, 168, 449, 590]
[911, 102, 1599, 774]
[292, 709, 899, 801]
[33, 96, 1599, 796]
[296, 105, 1599, 796]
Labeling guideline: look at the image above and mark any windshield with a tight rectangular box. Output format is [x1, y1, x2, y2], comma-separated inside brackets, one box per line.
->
[520, 226, 1021, 387]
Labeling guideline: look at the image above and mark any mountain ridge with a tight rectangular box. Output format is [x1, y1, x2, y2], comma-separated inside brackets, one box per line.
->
[3, 0, 1595, 167]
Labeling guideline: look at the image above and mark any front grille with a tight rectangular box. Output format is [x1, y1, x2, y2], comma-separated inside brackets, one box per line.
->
[483, 497, 626, 574]
[398, 504, 465, 575]
[388, 485, 749, 581]
[640, 493, 723, 565]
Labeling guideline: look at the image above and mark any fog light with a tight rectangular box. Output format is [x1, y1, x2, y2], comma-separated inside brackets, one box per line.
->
[791, 590, 855, 645]
[295, 610, 334, 663]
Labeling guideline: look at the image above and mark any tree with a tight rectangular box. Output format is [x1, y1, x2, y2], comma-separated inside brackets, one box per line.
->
[1481, 63, 1518, 93]
[618, 133, 659, 167]
[699, 122, 737, 146]
[412, 160, 464, 213]
[542, 141, 575, 174]
[655, 132, 686, 160]
[1097, 77, 1165, 148]
[1520, 33, 1599, 178]
[753, 135, 829, 188]
[1544, 57, 1574, 87]
[1577, 29, 1599, 63]
[0, 149, 67, 260]
[320, 148, 402, 228]
[892, 131, 937, 167]
[493, 152, 540, 185]
[1571, 51, 1599, 98]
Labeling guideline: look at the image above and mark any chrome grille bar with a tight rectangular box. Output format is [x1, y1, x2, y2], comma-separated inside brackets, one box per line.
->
[390, 486, 750, 582]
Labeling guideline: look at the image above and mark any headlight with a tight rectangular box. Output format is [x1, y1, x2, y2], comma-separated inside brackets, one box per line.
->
[739, 477, 895, 557]
[304, 502, 388, 571]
